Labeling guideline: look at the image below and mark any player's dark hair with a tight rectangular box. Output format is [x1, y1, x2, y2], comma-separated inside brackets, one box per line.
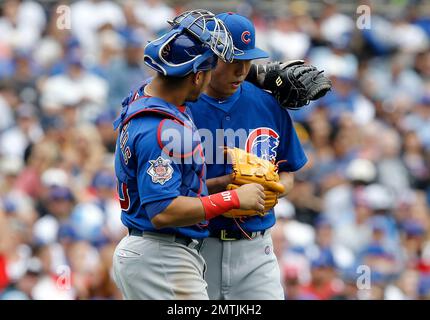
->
[158, 73, 191, 89]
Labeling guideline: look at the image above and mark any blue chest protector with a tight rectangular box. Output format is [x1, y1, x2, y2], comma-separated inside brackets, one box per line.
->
[113, 90, 209, 239]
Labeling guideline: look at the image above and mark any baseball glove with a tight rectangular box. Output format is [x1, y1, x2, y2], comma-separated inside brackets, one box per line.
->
[223, 147, 285, 218]
[247, 60, 332, 110]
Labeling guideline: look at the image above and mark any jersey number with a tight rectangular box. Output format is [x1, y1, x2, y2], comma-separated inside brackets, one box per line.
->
[118, 182, 130, 212]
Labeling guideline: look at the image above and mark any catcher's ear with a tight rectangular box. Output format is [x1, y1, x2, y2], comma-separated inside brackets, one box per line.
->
[193, 71, 201, 83]
[193, 70, 206, 85]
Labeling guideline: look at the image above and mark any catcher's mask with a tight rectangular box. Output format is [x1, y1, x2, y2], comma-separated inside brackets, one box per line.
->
[144, 9, 234, 77]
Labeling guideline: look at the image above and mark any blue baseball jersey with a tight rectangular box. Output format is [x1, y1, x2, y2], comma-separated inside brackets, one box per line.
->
[188, 81, 307, 233]
[113, 85, 209, 239]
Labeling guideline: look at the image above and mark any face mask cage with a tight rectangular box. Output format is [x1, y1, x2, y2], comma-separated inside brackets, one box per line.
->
[167, 9, 234, 63]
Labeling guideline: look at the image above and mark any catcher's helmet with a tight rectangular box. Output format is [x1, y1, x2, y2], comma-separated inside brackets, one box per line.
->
[144, 9, 234, 77]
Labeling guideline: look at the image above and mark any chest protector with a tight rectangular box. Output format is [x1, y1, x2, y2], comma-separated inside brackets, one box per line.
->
[113, 93, 207, 199]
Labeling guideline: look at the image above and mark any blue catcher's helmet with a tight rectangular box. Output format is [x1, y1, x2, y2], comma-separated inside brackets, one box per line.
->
[144, 9, 234, 77]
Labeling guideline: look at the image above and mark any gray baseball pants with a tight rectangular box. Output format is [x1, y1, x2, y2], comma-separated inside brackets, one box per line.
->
[112, 232, 208, 300]
[200, 228, 284, 300]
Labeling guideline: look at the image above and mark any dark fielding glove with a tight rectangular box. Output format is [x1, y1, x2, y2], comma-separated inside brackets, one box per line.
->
[246, 60, 332, 110]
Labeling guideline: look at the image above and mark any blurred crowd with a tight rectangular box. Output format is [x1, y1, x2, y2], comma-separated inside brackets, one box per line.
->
[0, 0, 429, 300]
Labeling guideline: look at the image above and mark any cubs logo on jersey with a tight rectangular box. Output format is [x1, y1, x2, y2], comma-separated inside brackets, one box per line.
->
[147, 156, 174, 185]
[245, 127, 280, 162]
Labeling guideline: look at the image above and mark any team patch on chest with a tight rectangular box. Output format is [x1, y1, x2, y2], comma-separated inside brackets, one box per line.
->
[147, 156, 174, 185]
[245, 127, 280, 162]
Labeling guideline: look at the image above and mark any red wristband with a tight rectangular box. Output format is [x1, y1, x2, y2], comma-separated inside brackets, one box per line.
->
[200, 190, 240, 220]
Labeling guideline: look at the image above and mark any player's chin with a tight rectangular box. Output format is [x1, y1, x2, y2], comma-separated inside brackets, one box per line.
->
[226, 83, 240, 94]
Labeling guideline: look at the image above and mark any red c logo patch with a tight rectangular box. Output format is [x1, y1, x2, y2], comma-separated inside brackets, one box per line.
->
[241, 31, 251, 44]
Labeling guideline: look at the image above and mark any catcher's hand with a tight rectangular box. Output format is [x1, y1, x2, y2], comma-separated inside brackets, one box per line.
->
[223, 147, 285, 218]
[248, 60, 332, 110]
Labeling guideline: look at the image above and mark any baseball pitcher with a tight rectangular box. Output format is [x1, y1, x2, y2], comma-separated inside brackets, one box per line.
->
[187, 12, 331, 300]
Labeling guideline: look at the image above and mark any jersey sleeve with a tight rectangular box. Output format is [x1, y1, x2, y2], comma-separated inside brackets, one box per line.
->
[134, 119, 182, 206]
[277, 109, 308, 173]
[145, 198, 174, 220]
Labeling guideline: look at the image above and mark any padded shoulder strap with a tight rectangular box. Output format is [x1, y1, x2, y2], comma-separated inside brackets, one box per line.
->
[157, 118, 201, 159]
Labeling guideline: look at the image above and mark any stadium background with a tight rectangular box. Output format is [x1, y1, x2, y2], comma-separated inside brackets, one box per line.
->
[1, 0, 430, 300]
